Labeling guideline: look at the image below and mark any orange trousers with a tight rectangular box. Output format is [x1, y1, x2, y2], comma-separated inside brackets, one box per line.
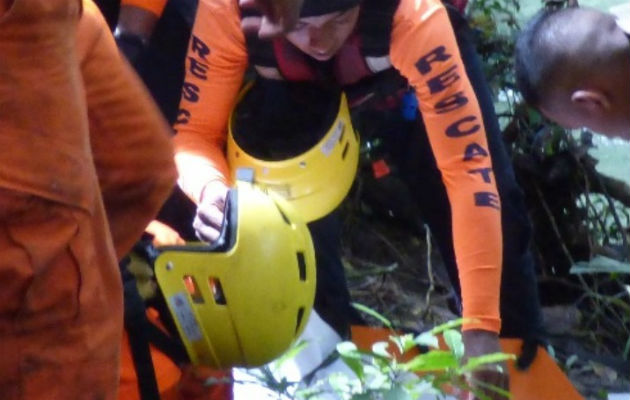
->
[0, 0, 175, 398]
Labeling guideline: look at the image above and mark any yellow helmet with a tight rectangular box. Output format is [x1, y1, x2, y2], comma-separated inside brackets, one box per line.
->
[154, 182, 316, 369]
[227, 82, 359, 222]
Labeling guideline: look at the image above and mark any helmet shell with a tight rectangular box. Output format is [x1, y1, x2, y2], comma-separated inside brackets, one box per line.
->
[155, 184, 316, 368]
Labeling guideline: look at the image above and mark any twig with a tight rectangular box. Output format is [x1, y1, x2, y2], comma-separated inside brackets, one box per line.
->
[421, 225, 434, 320]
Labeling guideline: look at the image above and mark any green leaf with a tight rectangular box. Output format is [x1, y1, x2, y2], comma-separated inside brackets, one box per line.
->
[459, 353, 516, 374]
[468, 376, 513, 399]
[339, 355, 365, 381]
[396, 333, 418, 353]
[443, 329, 464, 361]
[570, 256, 630, 275]
[414, 331, 439, 349]
[565, 354, 578, 370]
[351, 394, 373, 400]
[337, 341, 361, 359]
[372, 341, 391, 358]
[527, 107, 542, 126]
[429, 318, 475, 335]
[400, 350, 458, 372]
[352, 302, 393, 328]
[384, 385, 412, 400]
[272, 339, 309, 371]
[547, 345, 557, 362]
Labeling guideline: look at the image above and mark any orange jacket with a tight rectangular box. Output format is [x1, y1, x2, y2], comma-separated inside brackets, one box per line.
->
[121, 0, 169, 16]
[0, 0, 176, 399]
[174, 0, 502, 333]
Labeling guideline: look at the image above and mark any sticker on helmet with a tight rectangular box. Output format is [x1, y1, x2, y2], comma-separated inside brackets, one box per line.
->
[169, 292, 203, 342]
[321, 121, 345, 156]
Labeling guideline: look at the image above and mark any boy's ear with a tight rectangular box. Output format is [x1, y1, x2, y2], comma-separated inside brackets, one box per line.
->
[570, 90, 611, 114]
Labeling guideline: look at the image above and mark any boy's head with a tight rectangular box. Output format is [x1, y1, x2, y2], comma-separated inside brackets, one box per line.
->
[284, 0, 361, 61]
[515, 7, 630, 139]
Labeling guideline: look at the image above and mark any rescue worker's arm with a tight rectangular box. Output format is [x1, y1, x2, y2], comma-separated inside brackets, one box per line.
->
[390, 0, 502, 333]
[174, 0, 248, 203]
[390, 1, 507, 397]
[78, 2, 177, 259]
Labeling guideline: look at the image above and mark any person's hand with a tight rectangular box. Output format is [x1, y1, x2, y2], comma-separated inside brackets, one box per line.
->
[193, 181, 229, 243]
[178, 365, 231, 400]
[460, 330, 509, 400]
[239, 0, 304, 38]
[145, 220, 185, 247]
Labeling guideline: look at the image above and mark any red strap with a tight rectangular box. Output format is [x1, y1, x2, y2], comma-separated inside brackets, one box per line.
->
[371, 159, 390, 179]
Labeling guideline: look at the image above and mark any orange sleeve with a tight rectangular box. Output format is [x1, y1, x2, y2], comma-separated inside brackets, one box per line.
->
[79, 0, 177, 259]
[390, 0, 502, 332]
[120, 0, 168, 16]
[174, 0, 248, 203]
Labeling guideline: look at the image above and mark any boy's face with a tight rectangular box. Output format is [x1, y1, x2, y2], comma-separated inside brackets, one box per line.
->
[284, 6, 360, 61]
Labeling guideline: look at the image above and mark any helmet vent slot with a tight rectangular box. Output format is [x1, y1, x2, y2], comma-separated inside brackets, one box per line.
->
[295, 307, 305, 334]
[209, 277, 227, 305]
[275, 204, 291, 226]
[341, 142, 349, 160]
[297, 252, 307, 281]
[184, 276, 205, 304]
[338, 127, 345, 144]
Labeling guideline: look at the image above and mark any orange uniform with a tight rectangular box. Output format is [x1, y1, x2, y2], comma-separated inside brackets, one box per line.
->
[175, 0, 503, 332]
[121, 0, 169, 16]
[0, 0, 176, 399]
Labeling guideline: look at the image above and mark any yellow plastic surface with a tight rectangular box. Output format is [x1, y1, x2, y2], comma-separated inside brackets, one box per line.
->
[227, 92, 359, 222]
[155, 185, 316, 369]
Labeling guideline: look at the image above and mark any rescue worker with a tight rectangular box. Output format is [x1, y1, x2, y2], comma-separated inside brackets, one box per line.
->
[0, 0, 176, 399]
[98, 1, 227, 398]
[106, 1, 306, 398]
[515, 5, 630, 140]
[175, 0, 544, 398]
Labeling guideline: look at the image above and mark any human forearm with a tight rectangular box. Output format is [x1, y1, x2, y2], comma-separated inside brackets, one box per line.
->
[391, 0, 502, 332]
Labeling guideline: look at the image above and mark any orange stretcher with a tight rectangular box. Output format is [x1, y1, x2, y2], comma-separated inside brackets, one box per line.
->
[351, 326, 583, 400]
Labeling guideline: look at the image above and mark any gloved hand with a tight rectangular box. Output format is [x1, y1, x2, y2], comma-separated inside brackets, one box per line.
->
[193, 181, 229, 243]
[460, 330, 509, 400]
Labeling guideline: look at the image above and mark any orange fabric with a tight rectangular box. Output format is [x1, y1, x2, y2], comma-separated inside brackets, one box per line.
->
[121, 0, 168, 17]
[0, 1, 9, 15]
[351, 326, 583, 400]
[390, 0, 501, 332]
[119, 309, 232, 400]
[174, 0, 502, 332]
[0, 0, 175, 399]
[173, 0, 247, 202]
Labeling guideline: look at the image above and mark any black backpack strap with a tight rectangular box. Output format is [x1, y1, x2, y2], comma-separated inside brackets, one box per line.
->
[121, 251, 191, 400]
[144, 316, 190, 366]
[122, 266, 161, 400]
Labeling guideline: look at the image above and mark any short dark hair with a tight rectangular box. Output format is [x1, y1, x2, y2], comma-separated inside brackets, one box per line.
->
[514, 9, 558, 108]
